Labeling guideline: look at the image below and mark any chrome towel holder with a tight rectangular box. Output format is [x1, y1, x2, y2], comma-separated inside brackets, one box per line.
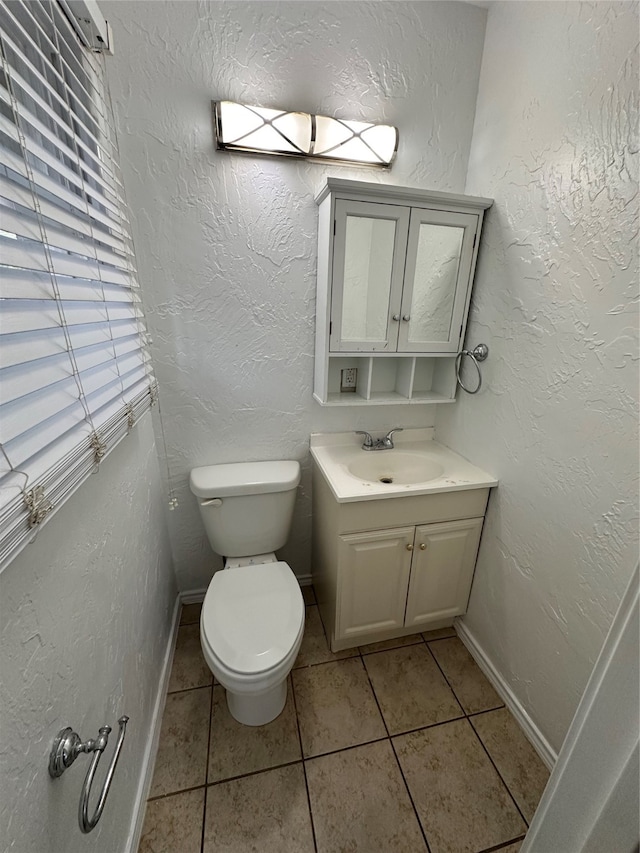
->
[49, 715, 129, 833]
[455, 343, 489, 394]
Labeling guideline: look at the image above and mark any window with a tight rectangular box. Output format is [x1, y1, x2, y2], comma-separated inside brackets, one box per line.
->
[0, 0, 156, 569]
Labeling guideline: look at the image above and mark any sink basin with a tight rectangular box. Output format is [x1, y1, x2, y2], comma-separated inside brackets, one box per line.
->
[347, 452, 445, 485]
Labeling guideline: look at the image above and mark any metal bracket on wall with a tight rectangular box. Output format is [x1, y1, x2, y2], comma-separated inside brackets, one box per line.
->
[48, 715, 129, 833]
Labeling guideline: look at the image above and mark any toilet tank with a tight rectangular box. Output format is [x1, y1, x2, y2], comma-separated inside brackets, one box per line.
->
[189, 460, 300, 558]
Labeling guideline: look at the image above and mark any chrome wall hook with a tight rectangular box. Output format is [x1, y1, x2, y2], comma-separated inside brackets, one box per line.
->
[455, 344, 489, 394]
[49, 715, 129, 833]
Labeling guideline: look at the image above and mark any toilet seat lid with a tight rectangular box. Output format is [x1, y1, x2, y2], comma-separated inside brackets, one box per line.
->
[202, 562, 304, 675]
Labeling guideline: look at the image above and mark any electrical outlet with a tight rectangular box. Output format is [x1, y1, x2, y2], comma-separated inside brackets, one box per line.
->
[340, 367, 358, 392]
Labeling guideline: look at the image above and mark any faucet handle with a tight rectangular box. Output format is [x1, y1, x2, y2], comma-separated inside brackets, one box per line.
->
[382, 428, 403, 448]
[384, 428, 403, 442]
[355, 430, 374, 448]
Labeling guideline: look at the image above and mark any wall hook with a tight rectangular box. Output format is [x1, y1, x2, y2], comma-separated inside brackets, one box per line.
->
[48, 715, 129, 833]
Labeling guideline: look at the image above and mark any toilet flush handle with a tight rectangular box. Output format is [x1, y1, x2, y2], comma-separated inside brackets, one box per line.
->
[201, 498, 223, 507]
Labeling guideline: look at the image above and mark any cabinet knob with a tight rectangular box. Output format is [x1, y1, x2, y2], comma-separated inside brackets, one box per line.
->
[419, 543, 426, 550]
[406, 543, 414, 551]
[402, 314, 411, 322]
[392, 314, 400, 322]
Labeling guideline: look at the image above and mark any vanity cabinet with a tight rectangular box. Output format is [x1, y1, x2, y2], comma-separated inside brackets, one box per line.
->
[312, 462, 489, 652]
[313, 179, 492, 406]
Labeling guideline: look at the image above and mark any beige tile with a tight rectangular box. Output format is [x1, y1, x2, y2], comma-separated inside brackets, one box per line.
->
[394, 719, 526, 853]
[359, 633, 424, 655]
[168, 623, 212, 693]
[294, 605, 358, 668]
[208, 681, 301, 783]
[471, 708, 550, 822]
[203, 763, 314, 853]
[306, 739, 427, 853]
[422, 626, 457, 641]
[499, 842, 525, 852]
[293, 658, 386, 757]
[364, 644, 463, 735]
[429, 637, 503, 714]
[138, 788, 204, 853]
[150, 687, 211, 797]
[179, 602, 202, 625]
[301, 584, 316, 605]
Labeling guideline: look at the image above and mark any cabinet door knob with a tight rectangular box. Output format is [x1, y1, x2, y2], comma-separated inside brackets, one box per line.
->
[392, 314, 400, 322]
[406, 543, 414, 551]
[402, 314, 411, 322]
[419, 543, 426, 550]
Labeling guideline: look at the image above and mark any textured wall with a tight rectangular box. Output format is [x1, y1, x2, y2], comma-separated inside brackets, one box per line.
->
[0, 416, 176, 853]
[103, 0, 487, 590]
[437, 1, 639, 753]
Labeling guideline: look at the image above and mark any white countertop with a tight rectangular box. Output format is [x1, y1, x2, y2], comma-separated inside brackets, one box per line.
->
[310, 429, 498, 503]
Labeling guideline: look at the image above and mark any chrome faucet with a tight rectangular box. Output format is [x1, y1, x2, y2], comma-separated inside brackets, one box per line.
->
[355, 428, 403, 451]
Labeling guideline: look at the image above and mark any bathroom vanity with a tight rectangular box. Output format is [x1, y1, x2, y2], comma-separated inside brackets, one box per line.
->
[313, 179, 493, 406]
[310, 430, 497, 652]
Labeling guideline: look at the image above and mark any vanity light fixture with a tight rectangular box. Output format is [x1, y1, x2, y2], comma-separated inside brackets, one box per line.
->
[213, 101, 398, 168]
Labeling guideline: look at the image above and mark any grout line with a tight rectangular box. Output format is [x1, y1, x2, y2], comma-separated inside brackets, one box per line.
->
[389, 714, 468, 740]
[167, 680, 214, 696]
[147, 782, 207, 803]
[423, 641, 468, 717]
[291, 677, 319, 853]
[358, 649, 432, 853]
[206, 758, 304, 789]
[468, 715, 530, 829]
[200, 684, 215, 853]
[359, 638, 424, 656]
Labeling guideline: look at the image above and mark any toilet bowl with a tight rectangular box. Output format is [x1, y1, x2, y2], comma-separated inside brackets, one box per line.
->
[189, 460, 304, 726]
[200, 560, 304, 725]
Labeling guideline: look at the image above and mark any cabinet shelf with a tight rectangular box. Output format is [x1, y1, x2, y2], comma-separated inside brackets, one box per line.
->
[313, 178, 492, 407]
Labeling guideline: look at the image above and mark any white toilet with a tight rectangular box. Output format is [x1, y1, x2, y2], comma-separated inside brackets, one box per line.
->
[189, 460, 304, 726]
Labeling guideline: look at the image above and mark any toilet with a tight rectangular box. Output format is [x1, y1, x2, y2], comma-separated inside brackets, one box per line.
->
[189, 460, 304, 726]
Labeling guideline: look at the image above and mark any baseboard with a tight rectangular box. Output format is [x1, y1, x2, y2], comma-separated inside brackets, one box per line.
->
[126, 594, 182, 852]
[181, 587, 207, 604]
[296, 572, 313, 587]
[454, 618, 558, 770]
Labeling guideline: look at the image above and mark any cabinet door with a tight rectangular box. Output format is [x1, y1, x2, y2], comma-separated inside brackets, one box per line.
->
[337, 527, 414, 642]
[404, 518, 483, 627]
[330, 200, 409, 353]
[398, 208, 479, 353]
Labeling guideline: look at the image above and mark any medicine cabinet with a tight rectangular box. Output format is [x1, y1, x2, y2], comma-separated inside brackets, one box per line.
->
[313, 179, 492, 406]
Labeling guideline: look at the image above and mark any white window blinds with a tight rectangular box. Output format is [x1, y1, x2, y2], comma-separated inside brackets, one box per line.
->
[0, 0, 156, 569]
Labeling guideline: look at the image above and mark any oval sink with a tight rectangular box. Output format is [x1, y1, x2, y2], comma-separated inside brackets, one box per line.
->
[347, 452, 444, 485]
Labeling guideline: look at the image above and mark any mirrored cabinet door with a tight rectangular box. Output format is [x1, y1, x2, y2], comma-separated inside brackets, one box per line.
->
[398, 209, 478, 353]
[330, 200, 410, 352]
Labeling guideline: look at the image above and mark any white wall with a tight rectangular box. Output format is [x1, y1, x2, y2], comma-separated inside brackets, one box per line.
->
[104, 0, 487, 591]
[0, 416, 176, 853]
[437, 1, 639, 753]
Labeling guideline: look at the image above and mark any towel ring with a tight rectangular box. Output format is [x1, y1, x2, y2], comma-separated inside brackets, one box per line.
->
[455, 344, 489, 395]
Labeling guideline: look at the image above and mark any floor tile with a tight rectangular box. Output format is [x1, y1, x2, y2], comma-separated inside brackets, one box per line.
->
[394, 719, 526, 853]
[138, 788, 204, 853]
[208, 680, 301, 783]
[294, 605, 358, 668]
[422, 626, 457, 641]
[306, 739, 427, 853]
[471, 708, 550, 822]
[301, 584, 316, 605]
[364, 644, 462, 735]
[293, 658, 386, 757]
[149, 687, 211, 798]
[180, 602, 202, 625]
[429, 637, 503, 714]
[203, 763, 314, 853]
[498, 842, 524, 852]
[168, 623, 212, 693]
[359, 633, 423, 655]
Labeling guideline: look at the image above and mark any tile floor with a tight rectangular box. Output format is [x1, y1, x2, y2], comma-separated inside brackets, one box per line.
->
[138, 589, 550, 853]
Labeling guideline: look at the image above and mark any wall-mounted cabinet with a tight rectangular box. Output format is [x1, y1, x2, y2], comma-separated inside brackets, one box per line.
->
[313, 179, 492, 406]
